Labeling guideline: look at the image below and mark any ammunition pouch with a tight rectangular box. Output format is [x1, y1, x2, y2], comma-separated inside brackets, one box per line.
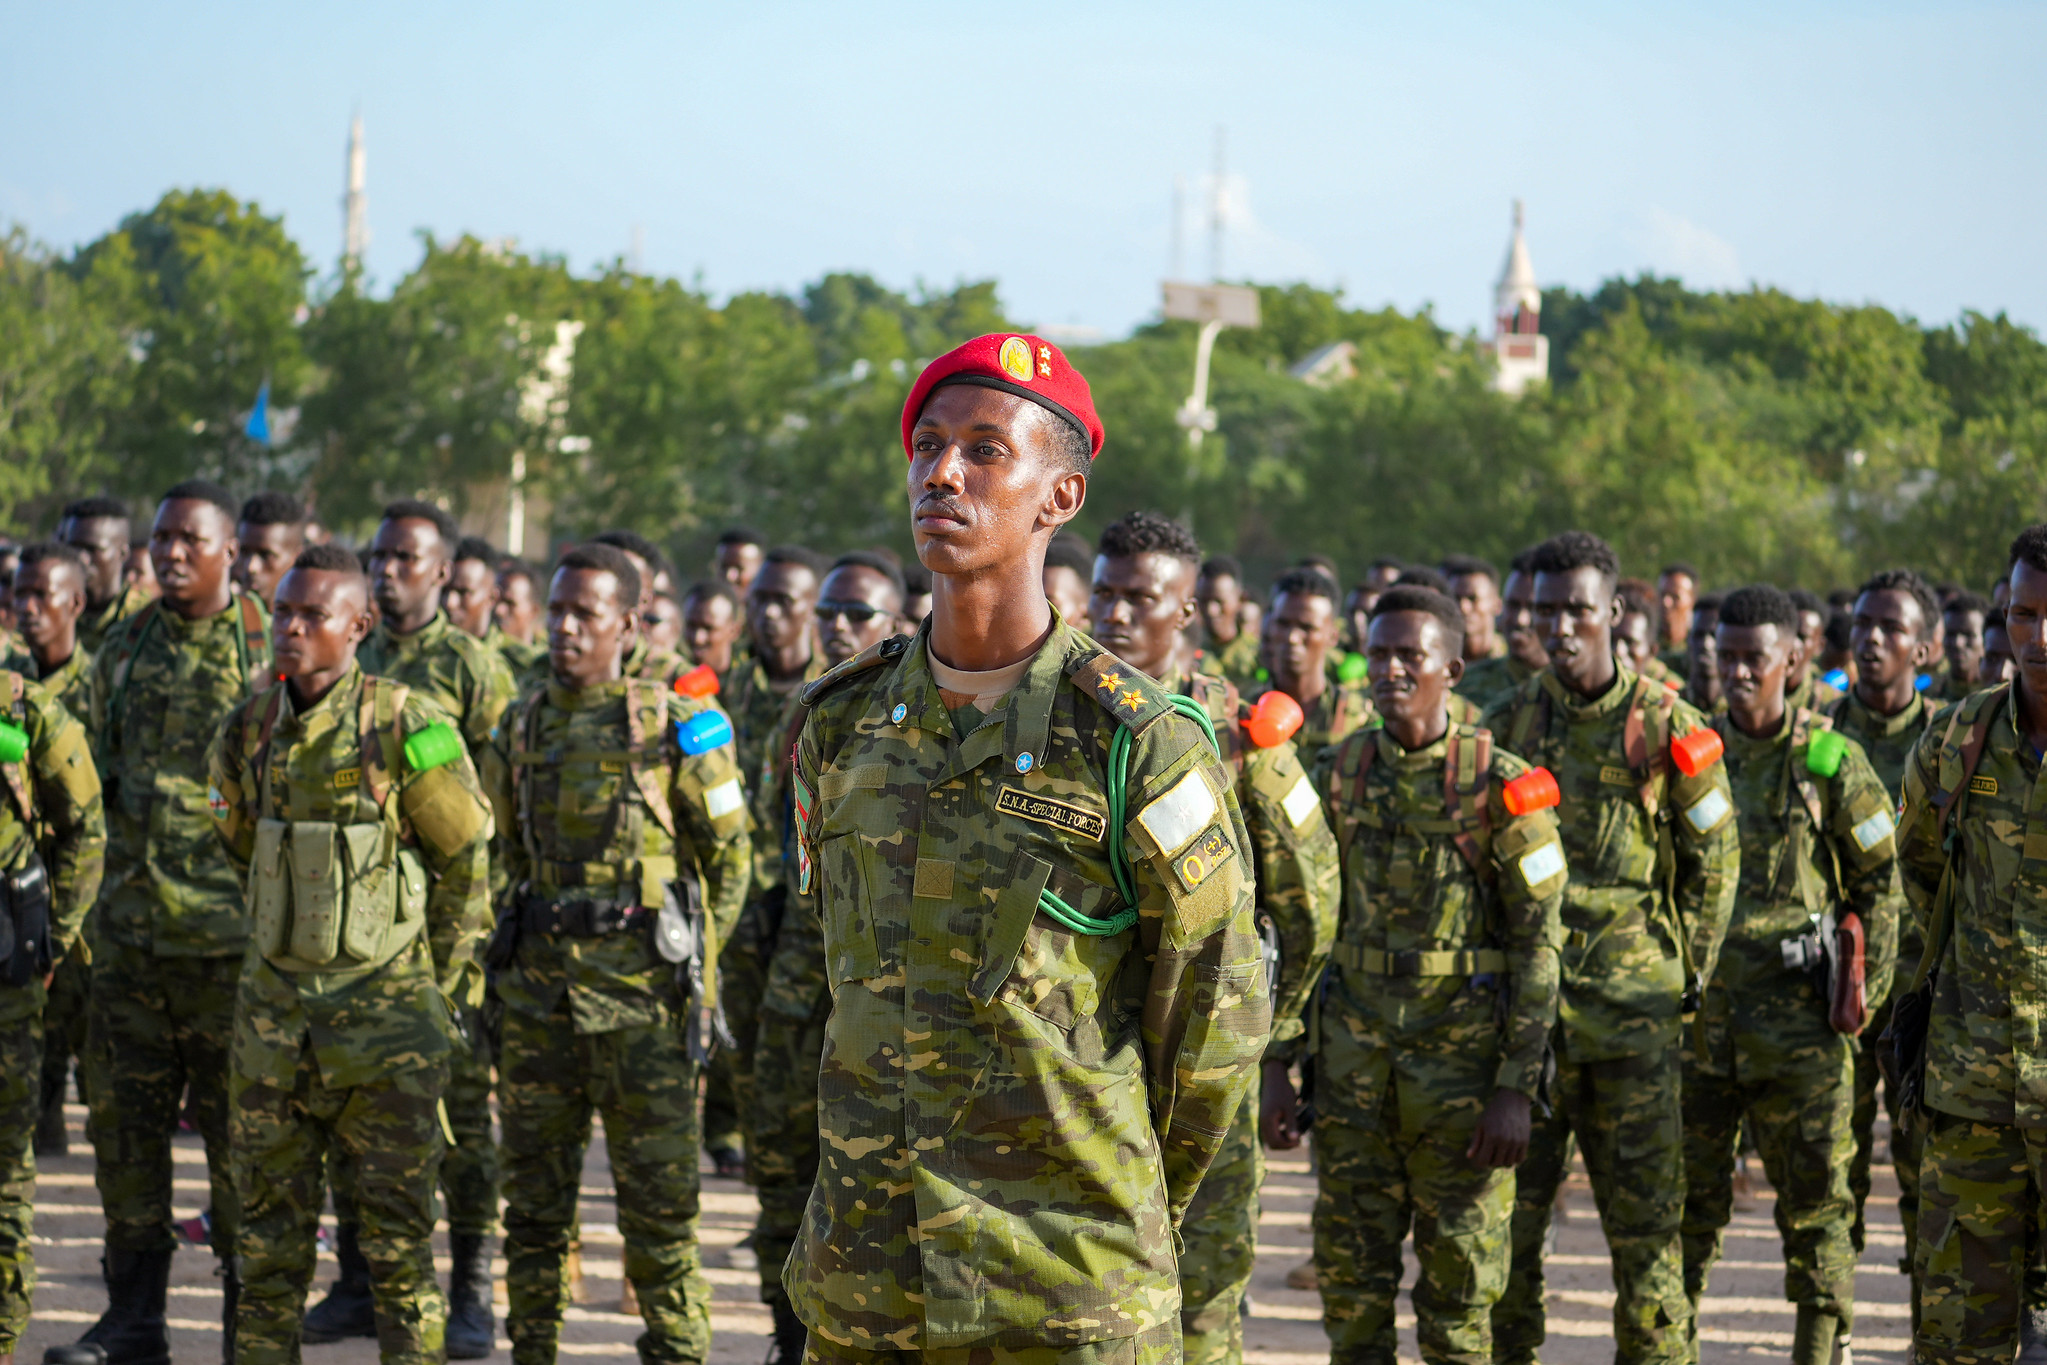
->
[663, 868, 733, 1066]
[250, 818, 425, 972]
[0, 854, 52, 988]
[515, 894, 648, 938]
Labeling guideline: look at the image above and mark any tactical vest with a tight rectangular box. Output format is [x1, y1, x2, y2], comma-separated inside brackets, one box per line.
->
[1710, 706, 1845, 920]
[105, 594, 268, 752]
[242, 676, 428, 973]
[0, 672, 36, 839]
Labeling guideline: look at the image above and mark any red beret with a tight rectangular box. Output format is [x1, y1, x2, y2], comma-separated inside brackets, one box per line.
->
[901, 333, 1104, 460]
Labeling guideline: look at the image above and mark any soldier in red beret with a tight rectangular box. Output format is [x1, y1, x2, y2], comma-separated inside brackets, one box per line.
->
[777, 335, 1269, 1365]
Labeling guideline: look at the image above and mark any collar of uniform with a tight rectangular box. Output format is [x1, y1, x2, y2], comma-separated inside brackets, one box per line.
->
[1374, 722, 1450, 770]
[34, 646, 89, 691]
[547, 675, 628, 711]
[1721, 704, 1794, 760]
[376, 609, 449, 658]
[156, 594, 243, 640]
[1847, 686, 1925, 737]
[889, 612, 1069, 773]
[276, 661, 365, 732]
[1539, 661, 1637, 720]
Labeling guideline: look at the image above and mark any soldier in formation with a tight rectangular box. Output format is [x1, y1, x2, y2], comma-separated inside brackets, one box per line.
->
[230, 493, 307, 611]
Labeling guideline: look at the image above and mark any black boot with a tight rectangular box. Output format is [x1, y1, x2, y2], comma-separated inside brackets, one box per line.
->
[444, 1233, 496, 1360]
[219, 1262, 240, 1365]
[300, 1223, 377, 1342]
[764, 1300, 807, 1365]
[42, 1246, 172, 1365]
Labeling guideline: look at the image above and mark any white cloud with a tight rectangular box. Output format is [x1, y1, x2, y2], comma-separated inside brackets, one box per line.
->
[1630, 207, 1746, 290]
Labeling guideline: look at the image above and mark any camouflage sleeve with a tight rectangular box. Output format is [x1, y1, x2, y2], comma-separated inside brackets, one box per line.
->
[1484, 756, 1564, 1097]
[1825, 741, 1903, 1015]
[1237, 739, 1338, 1064]
[1896, 726, 1946, 938]
[397, 699, 495, 1005]
[203, 704, 257, 877]
[87, 642, 117, 775]
[1667, 706, 1740, 988]
[477, 711, 526, 893]
[668, 697, 753, 948]
[1123, 713, 1271, 1225]
[463, 641, 519, 753]
[27, 683, 104, 962]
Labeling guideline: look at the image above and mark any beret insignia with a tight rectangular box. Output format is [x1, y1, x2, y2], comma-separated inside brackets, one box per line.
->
[998, 336, 1035, 383]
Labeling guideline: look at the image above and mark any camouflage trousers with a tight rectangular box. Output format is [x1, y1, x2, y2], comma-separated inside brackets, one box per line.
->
[87, 942, 241, 1256]
[1493, 1046, 1691, 1365]
[749, 985, 828, 1310]
[1314, 1078, 1512, 1365]
[1852, 1012, 1921, 1270]
[0, 1006, 41, 1354]
[1680, 1023, 1857, 1327]
[704, 897, 770, 1158]
[500, 1007, 711, 1365]
[40, 947, 93, 1117]
[800, 1317, 1182, 1365]
[1180, 1089, 1262, 1365]
[1911, 1110, 2047, 1365]
[330, 1007, 498, 1236]
[230, 1044, 449, 1365]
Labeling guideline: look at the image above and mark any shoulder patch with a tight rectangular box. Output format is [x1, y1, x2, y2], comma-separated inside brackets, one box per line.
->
[1067, 648, 1172, 731]
[799, 634, 909, 707]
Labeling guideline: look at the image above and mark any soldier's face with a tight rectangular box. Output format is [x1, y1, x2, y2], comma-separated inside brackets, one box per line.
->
[233, 520, 305, 608]
[907, 386, 1087, 583]
[2002, 563, 2047, 702]
[749, 561, 819, 658]
[1657, 571, 1696, 642]
[683, 592, 743, 673]
[1943, 609, 1986, 685]
[1500, 570, 1547, 668]
[1983, 625, 2017, 686]
[814, 566, 903, 667]
[13, 559, 86, 654]
[1366, 610, 1461, 729]
[1614, 610, 1656, 672]
[444, 557, 499, 637]
[368, 518, 452, 622]
[1533, 567, 1619, 695]
[1269, 590, 1339, 688]
[1716, 621, 1796, 727]
[642, 594, 684, 653]
[1090, 552, 1196, 681]
[1850, 589, 1930, 690]
[1447, 572, 1500, 652]
[1688, 608, 1721, 704]
[548, 567, 637, 688]
[1044, 564, 1092, 631]
[271, 569, 372, 682]
[1196, 573, 1240, 641]
[495, 571, 541, 643]
[150, 499, 238, 611]
[124, 545, 159, 598]
[716, 541, 763, 592]
[59, 515, 129, 604]
[1342, 588, 1374, 653]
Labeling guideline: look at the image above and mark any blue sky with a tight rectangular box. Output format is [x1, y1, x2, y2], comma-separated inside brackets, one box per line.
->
[4, 1, 2042, 338]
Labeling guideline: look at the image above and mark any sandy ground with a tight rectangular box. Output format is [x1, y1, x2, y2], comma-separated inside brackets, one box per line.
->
[20, 1100, 1915, 1365]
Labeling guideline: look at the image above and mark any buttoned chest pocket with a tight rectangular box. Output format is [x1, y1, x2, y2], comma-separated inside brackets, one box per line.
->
[973, 851, 1138, 1069]
[815, 761, 904, 989]
[1581, 785, 1656, 887]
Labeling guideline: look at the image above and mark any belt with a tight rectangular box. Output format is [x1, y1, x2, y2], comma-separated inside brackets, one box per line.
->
[531, 859, 628, 887]
[1333, 943, 1508, 977]
[517, 895, 647, 938]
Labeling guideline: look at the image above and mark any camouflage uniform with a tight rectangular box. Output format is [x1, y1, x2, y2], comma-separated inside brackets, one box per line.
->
[1166, 665, 1339, 1365]
[1262, 679, 1374, 766]
[32, 648, 98, 1131]
[76, 583, 152, 656]
[87, 594, 270, 1263]
[1310, 722, 1563, 1365]
[1824, 688, 1935, 1264]
[353, 611, 517, 1243]
[1893, 683, 2047, 1365]
[626, 635, 696, 689]
[484, 625, 549, 691]
[1679, 709, 1901, 1345]
[785, 619, 1270, 1357]
[0, 670, 107, 1356]
[1453, 657, 1535, 718]
[1483, 666, 1739, 1365]
[208, 665, 494, 1365]
[483, 672, 751, 1365]
[1196, 632, 1262, 693]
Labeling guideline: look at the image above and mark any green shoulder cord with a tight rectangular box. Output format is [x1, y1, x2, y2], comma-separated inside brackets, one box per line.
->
[1037, 693, 1221, 937]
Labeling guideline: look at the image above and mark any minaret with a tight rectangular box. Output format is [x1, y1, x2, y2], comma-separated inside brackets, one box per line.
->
[342, 113, 368, 274]
[1489, 199, 1549, 395]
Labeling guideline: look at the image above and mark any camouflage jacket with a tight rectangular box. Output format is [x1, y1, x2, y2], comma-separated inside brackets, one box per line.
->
[1195, 630, 1262, 691]
[483, 676, 750, 1034]
[1311, 722, 1564, 1113]
[1455, 654, 1536, 716]
[1825, 687, 1934, 805]
[624, 634, 697, 690]
[1483, 665, 1739, 1061]
[31, 646, 95, 727]
[724, 650, 824, 795]
[484, 625, 549, 691]
[1701, 707, 1901, 1064]
[91, 594, 270, 958]
[1897, 683, 2047, 1125]
[77, 583, 152, 656]
[788, 618, 1269, 1350]
[1167, 664, 1338, 1061]
[0, 670, 106, 1024]
[754, 689, 828, 1026]
[1263, 678, 1374, 768]
[359, 611, 517, 760]
[207, 665, 494, 1086]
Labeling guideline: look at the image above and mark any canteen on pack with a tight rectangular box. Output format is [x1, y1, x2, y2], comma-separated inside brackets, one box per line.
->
[1806, 729, 1849, 778]
[0, 721, 25, 766]
[677, 710, 734, 755]
[1671, 728, 1724, 777]
[1502, 767, 1560, 816]
[673, 664, 720, 698]
[1243, 691, 1304, 749]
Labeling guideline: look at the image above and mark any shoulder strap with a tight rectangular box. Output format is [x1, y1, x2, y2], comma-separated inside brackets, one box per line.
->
[1504, 681, 1549, 760]
[1067, 646, 1175, 735]
[1906, 684, 2005, 997]
[358, 676, 411, 812]
[799, 634, 910, 707]
[1324, 729, 1377, 888]
[106, 600, 164, 745]
[1, 673, 32, 826]
[514, 687, 549, 869]
[1624, 675, 1676, 819]
[236, 592, 266, 687]
[1443, 725, 1493, 878]
[627, 678, 678, 839]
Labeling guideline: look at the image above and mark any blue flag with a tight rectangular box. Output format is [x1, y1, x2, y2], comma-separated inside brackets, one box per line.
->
[245, 382, 271, 446]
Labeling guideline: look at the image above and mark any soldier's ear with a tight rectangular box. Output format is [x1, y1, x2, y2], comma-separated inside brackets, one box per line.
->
[1445, 652, 1465, 686]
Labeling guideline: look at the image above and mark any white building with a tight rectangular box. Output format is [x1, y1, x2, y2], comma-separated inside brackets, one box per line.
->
[1490, 200, 1549, 395]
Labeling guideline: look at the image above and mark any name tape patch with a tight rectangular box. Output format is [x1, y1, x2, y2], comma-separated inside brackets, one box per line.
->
[1170, 825, 1237, 894]
[1519, 839, 1566, 888]
[1684, 788, 1733, 834]
[334, 767, 360, 790]
[1970, 775, 1999, 796]
[1600, 765, 1634, 786]
[1852, 809, 1896, 852]
[1136, 768, 1219, 857]
[1280, 776, 1321, 830]
[996, 786, 1108, 842]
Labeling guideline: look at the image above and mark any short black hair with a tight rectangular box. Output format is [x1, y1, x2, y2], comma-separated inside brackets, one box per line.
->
[1660, 561, 1700, 582]
[1824, 607, 1853, 652]
[1097, 511, 1200, 565]
[556, 543, 641, 608]
[1717, 584, 1798, 632]
[1044, 532, 1094, 576]
[902, 563, 932, 596]
[1693, 593, 1725, 617]
[1945, 590, 1991, 619]
[1297, 553, 1341, 580]
[1045, 416, 1092, 478]
[1367, 556, 1404, 574]
[61, 497, 130, 523]
[17, 542, 87, 578]
[1393, 566, 1450, 594]
[498, 557, 540, 589]
[716, 526, 765, 549]
[1827, 588, 1857, 609]
[1617, 577, 1658, 619]
[162, 480, 238, 519]
[1198, 554, 1242, 583]
[1271, 567, 1340, 606]
[2012, 525, 2047, 575]
[1531, 531, 1621, 586]
[1368, 585, 1465, 655]
[682, 578, 742, 613]
[592, 529, 669, 575]
[1438, 554, 1498, 583]
[1508, 546, 1540, 576]
[1985, 606, 2008, 635]
[1788, 588, 1825, 617]
[829, 551, 907, 604]
[239, 491, 305, 526]
[290, 543, 368, 579]
[1855, 568, 1942, 638]
[453, 536, 499, 567]
[381, 498, 460, 549]
[764, 544, 829, 577]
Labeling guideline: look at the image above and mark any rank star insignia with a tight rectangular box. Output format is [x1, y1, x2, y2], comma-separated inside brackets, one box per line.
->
[1097, 672, 1122, 693]
[1122, 689, 1145, 708]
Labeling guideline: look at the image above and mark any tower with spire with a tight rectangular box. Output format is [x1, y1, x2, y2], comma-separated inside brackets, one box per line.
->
[342, 113, 368, 275]
[1489, 199, 1548, 395]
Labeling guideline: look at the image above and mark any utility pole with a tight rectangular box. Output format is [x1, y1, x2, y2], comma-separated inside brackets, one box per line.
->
[1209, 125, 1226, 283]
[342, 111, 368, 278]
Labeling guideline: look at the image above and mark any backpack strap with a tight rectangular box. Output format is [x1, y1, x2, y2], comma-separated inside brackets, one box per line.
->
[1906, 684, 2005, 998]
[1324, 728, 1378, 886]
[1, 672, 33, 827]
[1443, 725, 1493, 878]
[1623, 675, 1677, 819]
[627, 677, 678, 839]
[236, 592, 267, 689]
[242, 684, 288, 818]
[358, 676, 411, 813]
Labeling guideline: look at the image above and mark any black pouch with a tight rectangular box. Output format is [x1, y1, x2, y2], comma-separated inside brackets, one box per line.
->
[2, 856, 51, 988]
[483, 898, 523, 973]
[1880, 971, 1937, 1122]
[663, 870, 734, 1065]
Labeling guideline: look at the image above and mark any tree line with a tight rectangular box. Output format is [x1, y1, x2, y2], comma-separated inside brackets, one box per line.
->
[4, 187, 2044, 593]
